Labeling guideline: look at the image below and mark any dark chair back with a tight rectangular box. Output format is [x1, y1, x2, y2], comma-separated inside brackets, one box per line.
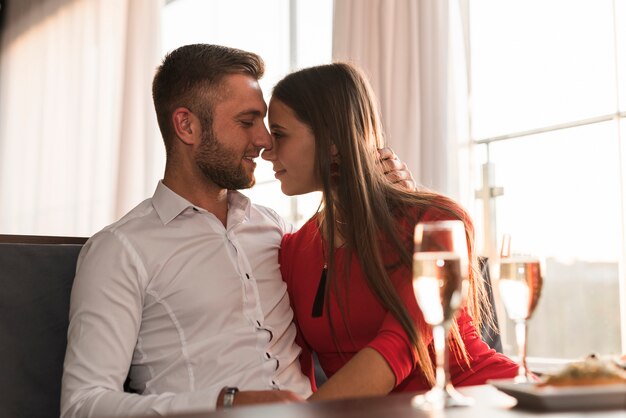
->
[479, 257, 503, 353]
[0, 235, 86, 418]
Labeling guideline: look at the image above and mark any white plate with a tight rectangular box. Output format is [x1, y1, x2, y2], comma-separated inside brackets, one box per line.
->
[489, 379, 626, 411]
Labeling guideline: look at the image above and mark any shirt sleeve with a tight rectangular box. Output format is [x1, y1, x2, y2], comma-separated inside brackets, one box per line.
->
[61, 230, 220, 418]
[448, 310, 519, 386]
[365, 314, 417, 385]
[365, 271, 432, 387]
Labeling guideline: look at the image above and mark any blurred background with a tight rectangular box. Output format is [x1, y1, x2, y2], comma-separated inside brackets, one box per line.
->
[0, 0, 624, 370]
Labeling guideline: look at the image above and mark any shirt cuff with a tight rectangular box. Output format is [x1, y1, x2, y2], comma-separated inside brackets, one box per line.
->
[366, 331, 415, 386]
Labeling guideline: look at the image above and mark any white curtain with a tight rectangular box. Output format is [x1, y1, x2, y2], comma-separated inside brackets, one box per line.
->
[0, 0, 164, 237]
[333, 0, 470, 201]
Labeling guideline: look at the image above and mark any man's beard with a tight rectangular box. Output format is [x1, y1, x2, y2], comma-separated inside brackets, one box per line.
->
[195, 128, 255, 190]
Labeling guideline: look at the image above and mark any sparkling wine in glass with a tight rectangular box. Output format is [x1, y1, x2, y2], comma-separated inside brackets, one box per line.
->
[498, 241, 543, 382]
[411, 220, 473, 409]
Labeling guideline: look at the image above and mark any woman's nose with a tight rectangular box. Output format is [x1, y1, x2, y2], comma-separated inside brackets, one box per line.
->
[261, 140, 275, 161]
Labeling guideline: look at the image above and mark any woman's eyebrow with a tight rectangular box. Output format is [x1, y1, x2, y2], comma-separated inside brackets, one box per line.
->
[270, 122, 286, 130]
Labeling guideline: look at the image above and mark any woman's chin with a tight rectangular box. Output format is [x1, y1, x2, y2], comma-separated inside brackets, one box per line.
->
[280, 184, 308, 197]
[280, 187, 297, 197]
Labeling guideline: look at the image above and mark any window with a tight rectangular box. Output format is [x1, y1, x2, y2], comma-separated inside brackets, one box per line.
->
[161, 0, 332, 226]
[468, 0, 626, 363]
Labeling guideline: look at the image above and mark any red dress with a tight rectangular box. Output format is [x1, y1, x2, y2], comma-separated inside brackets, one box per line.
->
[280, 208, 518, 392]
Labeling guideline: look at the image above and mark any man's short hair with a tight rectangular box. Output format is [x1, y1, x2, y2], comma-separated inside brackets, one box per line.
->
[152, 44, 265, 154]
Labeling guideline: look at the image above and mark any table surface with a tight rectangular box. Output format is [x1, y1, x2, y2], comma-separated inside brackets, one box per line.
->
[155, 385, 626, 418]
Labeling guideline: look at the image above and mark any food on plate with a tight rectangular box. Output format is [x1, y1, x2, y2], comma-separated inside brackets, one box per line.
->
[540, 355, 626, 387]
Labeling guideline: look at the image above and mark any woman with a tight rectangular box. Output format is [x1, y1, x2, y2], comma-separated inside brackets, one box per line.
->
[262, 63, 518, 400]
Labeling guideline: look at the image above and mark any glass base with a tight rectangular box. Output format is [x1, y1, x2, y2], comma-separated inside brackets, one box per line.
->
[513, 372, 533, 384]
[411, 384, 474, 410]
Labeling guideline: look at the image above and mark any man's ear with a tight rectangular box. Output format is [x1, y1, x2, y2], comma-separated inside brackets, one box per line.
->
[172, 107, 198, 145]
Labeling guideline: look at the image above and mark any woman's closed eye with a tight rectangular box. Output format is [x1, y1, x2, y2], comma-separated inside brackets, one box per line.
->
[271, 131, 284, 140]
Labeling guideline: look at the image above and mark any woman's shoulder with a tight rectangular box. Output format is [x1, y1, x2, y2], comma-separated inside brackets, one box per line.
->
[281, 215, 320, 251]
[280, 216, 323, 287]
[419, 205, 457, 222]
[392, 202, 457, 228]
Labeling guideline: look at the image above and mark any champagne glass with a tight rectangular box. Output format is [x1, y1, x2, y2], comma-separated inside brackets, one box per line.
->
[411, 220, 473, 409]
[497, 235, 543, 383]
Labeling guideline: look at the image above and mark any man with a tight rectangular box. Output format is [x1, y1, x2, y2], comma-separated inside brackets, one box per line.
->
[61, 44, 413, 418]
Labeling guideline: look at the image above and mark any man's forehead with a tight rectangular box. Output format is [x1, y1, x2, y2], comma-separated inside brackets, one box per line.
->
[220, 73, 263, 96]
[217, 73, 267, 114]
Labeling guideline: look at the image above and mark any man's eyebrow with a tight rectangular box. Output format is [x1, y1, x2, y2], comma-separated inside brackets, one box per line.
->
[235, 109, 265, 118]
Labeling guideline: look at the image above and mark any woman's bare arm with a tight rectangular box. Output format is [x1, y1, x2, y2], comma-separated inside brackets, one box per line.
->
[308, 347, 396, 401]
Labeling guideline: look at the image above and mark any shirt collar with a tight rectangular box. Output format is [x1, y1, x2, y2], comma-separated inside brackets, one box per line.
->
[227, 190, 252, 227]
[152, 181, 252, 226]
[152, 181, 196, 225]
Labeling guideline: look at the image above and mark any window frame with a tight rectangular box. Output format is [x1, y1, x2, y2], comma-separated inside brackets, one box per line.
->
[465, 0, 626, 362]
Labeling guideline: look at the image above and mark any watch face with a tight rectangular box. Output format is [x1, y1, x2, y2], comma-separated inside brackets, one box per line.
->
[224, 387, 239, 408]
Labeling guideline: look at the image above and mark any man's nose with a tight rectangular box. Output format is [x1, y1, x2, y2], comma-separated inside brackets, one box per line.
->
[254, 124, 272, 150]
[261, 134, 276, 161]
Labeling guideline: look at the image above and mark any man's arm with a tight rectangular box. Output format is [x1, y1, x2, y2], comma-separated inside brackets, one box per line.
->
[61, 230, 214, 417]
[61, 230, 303, 417]
[216, 388, 303, 408]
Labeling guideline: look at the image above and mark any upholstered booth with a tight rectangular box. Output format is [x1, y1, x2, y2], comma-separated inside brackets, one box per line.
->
[0, 235, 502, 417]
[0, 235, 86, 418]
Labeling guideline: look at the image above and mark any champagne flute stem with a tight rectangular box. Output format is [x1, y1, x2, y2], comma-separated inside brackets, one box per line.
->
[432, 324, 448, 390]
[514, 319, 528, 381]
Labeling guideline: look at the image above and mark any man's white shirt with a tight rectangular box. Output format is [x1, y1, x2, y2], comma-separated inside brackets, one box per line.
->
[61, 181, 311, 417]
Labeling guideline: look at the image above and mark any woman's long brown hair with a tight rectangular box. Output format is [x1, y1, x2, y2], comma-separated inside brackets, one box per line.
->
[272, 63, 492, 385]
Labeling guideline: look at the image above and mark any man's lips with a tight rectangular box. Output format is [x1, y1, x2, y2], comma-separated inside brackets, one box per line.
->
[274, 169, 286, 178]
[243, 156, 257, 167]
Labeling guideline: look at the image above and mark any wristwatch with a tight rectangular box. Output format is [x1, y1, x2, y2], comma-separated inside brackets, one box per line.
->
[222, 386, 239, 408]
